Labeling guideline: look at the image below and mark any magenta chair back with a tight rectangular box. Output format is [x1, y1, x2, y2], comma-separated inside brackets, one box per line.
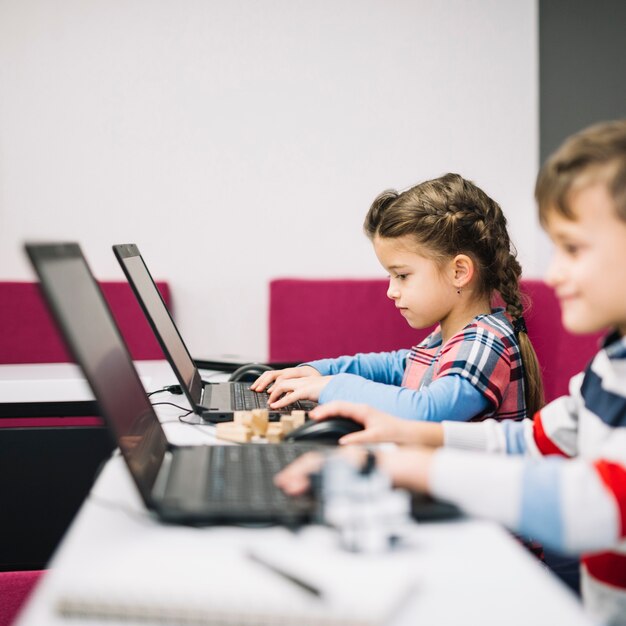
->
[269, 278, 603, 404]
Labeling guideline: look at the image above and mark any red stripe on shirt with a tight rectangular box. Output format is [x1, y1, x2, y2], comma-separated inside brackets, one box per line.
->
[532, 413, 570, 457]
[594, 460, 626, 538]
[582, 552, 626, 589]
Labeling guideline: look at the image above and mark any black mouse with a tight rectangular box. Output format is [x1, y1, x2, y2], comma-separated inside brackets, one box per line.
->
[284, 417, 364, 445]
[229, 363, 273, 383]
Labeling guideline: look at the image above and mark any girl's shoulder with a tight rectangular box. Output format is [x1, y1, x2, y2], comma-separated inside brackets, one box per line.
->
[414, 310, 517, 354]
[470, 308, 517, 343]
[415, 327, 443, 350]
[441, 309, 518, 354]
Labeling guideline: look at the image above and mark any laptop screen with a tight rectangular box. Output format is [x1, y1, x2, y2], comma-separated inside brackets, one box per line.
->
[113, 244, 203, 405]
[25, 243, 168, 503]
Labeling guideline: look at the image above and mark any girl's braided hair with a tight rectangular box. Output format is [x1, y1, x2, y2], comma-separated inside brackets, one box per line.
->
[364, 173, 544, 417]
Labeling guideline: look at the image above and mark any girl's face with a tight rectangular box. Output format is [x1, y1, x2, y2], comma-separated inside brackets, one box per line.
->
[544, 181, 626, 335]
[372, 235, 456, 329]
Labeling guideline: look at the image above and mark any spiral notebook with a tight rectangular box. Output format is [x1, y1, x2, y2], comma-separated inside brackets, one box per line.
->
[55, 528, 417, 625]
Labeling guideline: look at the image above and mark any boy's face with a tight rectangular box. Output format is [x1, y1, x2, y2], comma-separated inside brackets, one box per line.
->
[544, 181, 626, 335]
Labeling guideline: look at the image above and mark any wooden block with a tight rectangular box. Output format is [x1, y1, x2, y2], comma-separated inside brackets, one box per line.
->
[233, 411, 253, 426]
[216, 422, 252, 443]
[279, 414, 295, 435]
[266, 422, 284, 443]
[251, 409, 269, 436]
[290, 410, 306, 428]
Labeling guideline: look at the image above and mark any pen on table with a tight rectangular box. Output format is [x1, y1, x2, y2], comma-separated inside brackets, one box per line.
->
[247, 550, 323, 599]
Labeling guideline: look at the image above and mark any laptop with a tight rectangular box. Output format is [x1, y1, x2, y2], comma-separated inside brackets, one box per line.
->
[25, 242, 320, 525]
[112, 243, 316, 423]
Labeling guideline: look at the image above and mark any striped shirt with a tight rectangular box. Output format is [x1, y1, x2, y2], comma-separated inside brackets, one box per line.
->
[402, 309, 526, 420]
[433, 332, 626, 625]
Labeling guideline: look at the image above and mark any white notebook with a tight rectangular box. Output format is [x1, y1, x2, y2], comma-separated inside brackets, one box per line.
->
[54, 526, 417, 625]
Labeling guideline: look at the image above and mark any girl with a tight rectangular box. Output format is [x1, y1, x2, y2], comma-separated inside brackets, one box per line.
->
[252, 173, 543, 423]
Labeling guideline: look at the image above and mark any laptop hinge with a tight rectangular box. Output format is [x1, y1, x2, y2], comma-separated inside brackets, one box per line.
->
[200, 382, 212, 407]
[152, 451, 174, 501]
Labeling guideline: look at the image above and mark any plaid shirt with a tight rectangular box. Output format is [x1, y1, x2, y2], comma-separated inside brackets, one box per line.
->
[402, 309, 526, 421]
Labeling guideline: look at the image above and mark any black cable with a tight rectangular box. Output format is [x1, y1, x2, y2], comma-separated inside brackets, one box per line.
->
[147, 384, 183, 398]
[177, 415, 218, 438]
[151, 401, 193, 412]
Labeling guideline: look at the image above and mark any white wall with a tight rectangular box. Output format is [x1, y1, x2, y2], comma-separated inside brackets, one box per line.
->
[0, 0, 541, 360]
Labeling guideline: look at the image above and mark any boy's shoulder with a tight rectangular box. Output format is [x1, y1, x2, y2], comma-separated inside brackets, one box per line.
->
[602, 331, 626, 359]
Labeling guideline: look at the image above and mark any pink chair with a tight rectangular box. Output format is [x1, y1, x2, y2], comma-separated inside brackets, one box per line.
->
[269, 278, 604, 404]
[0, 570, 44, 626]
[0, 280, 171, 365]
[0, 280, 171, 432]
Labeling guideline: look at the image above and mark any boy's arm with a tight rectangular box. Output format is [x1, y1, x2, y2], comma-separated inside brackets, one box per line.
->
[320, 373, 490, 422]
[441, 374, 584, 456]
[425, 446, 626, 555]
[305, 350, 409, 386]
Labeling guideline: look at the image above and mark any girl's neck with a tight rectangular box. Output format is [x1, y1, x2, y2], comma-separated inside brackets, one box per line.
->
[439, 297, 493, 344]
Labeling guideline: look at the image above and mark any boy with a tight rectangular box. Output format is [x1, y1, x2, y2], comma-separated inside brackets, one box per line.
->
[276, 120, 626, 625]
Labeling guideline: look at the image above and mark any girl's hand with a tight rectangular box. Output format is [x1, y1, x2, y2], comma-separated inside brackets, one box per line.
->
[274, 446, 435, 496]
[250, 365, 320, 392]
[309, 401, 445, 447]
[267, 375, 332, 408]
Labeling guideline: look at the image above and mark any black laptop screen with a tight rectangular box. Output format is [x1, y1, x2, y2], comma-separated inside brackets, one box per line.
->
[113, 246, 202, 405]
[26, 244, 168, 502]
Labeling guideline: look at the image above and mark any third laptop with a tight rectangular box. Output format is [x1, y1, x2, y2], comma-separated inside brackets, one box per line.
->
[113, 243, 316, 423]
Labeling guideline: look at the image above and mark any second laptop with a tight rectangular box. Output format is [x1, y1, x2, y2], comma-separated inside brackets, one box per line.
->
[113, 243, 316, 423]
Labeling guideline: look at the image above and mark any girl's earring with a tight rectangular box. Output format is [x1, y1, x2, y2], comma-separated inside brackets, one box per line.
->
[457, 288, 461, 295]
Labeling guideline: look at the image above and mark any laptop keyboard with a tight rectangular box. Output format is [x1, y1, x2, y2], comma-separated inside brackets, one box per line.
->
[164, 443, 322, 521]
[231, 382, 316, 413]
[206, 444, 318, 511]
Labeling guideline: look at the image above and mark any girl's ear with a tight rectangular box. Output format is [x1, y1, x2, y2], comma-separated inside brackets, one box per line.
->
[451, 254, 475, 289]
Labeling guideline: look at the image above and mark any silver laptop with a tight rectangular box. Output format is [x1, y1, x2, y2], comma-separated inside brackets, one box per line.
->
[112, 243, 316, 423]
[25, 242, 319, 525]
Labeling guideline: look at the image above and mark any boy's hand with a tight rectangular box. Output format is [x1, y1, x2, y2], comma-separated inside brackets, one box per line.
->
[309, 401, 445, 447]
[267, 375, 331, 408]
[250, 365, 320, 392]
[274, 451, 327, 496]
[274, 446, 435, 496]
[377, 447, 435, 493]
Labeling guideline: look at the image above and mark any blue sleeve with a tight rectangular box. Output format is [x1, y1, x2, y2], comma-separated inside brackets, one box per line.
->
[319, 373, 490, 422]
[305, 350, 409, 386]
[518, 457, 565, 551]
[500, 420, 530, 455]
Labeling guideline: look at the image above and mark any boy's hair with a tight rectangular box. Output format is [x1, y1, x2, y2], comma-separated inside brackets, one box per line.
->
[364, 173, 544, 418]
[536, 119, 626, 223]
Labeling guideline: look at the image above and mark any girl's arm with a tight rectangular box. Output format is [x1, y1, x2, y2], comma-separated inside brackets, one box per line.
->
[305, 350, 410, 385]
[251, 350, 409, 398]
[320, 372, 490, 422]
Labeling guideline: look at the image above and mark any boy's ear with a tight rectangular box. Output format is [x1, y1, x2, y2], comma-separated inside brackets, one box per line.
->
[451, 254, 475, 288]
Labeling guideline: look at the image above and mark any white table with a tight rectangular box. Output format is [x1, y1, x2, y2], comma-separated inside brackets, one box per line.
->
[6, 362, 594, 626]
